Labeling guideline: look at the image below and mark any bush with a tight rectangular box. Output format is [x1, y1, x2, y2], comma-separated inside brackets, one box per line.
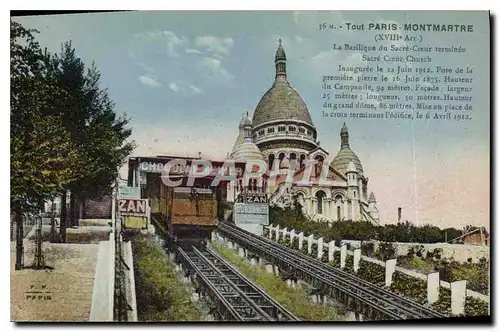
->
[374, 242, 396, 261]
[270, 206, 470, 244]
[361, 242, 375, 257]
[132, 235, 203, 321]
[357, 260, 385, 285]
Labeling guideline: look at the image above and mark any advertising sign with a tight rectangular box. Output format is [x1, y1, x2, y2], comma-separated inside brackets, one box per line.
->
[118, 198, 149, 230]
[234, 203, 269, 225]
[118, 186, 141, 200]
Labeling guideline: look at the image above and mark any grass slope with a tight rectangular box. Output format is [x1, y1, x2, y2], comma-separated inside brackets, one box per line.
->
[211, 242, 344, 321]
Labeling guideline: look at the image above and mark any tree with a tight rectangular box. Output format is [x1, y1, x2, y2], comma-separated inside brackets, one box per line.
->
[46, 42, 135, 240]
[11, 21, 77, 268]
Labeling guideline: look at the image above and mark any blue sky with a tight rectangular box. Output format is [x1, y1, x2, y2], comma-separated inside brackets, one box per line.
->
[13, 11, 490, 228]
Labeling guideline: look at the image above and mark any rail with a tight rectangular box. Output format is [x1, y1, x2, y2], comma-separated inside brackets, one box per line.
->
[218, 222, 446, 321]
[174, 243, 298, 321]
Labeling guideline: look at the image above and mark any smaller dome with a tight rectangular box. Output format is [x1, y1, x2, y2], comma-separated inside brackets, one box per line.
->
[231, 138, 264, 162]
[368, 192, 377, 203]
[333, 123, 364, 175]
[346, 160, 357, 173]
[332, 148, 364, 174]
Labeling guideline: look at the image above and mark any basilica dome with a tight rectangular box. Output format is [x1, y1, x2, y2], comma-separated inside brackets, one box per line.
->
[251, 39, 314, 128]
[252, 81, 313, 127]
[332, 123, 364, 175]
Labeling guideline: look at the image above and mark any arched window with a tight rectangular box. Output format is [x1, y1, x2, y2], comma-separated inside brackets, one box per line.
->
[300, 154, 306, 167]
[268, 154, 275, 168]
[315, 155, 324, 175]
[296, 193, 305, 210]
[279, 153, 285, 162]
[316, 191, 326, 214]
[289, 153, 297, 168]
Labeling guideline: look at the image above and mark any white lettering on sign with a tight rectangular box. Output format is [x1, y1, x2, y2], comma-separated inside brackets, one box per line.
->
[118, 199, 147, 216]
[140, 160, 243, 176]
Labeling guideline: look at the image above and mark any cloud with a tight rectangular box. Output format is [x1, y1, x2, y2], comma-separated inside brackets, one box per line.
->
[189, 85, 204, 94]
[137, 62, 154, 73]
[185, 48, 202, 54]
[169, 82, 179, 92]
[138, 75, 162, 87]
[162, 30, 189, 57]
[198, 57, 234, 80]
[129, 30, 188, 59]
[195, 36, 234, 57]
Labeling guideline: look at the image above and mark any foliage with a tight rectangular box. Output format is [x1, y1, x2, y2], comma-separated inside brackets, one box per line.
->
[47, 41, 135, 199]
[266, 226, 489, 317]
[356, 260, 385, 285]
[434, 259, 489, 295]
[132, 235, 203, 321]
[11, 20, 76, 211]
[211, 243, 344, 321]
[11, 20, 135, 243]
[430, 287, 451, 315]
[361, 242, 375, 257]
[390, 272, 427, 305]
[464, 296, 489, 316]
[270, 206, 468, 244]
[373, 242, 397, 261]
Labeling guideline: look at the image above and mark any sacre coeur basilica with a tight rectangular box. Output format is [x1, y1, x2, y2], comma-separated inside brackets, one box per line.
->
[228, 40, 381, 224]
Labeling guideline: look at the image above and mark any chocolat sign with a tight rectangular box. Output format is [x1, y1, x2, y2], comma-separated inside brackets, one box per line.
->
[139, 160, 243, 177]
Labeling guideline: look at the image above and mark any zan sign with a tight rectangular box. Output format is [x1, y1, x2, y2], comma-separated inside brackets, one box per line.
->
[237, 192, 269, 204]
[118, 199, 148, 216]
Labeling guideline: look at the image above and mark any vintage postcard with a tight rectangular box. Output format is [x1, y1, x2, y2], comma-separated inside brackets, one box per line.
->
[10, 10, 490, 323]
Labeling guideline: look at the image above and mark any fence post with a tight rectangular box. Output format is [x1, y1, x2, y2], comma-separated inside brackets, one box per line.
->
[340, 244, 347, 268]
[307, 234, 314, 254]
[353, 249, 361, 272]
[290, 229, 296, 244]
[282, 227, 288, 241]
[268, 225, 273, 239]
[427, 272, 440, 305]
[451, 280, 467, 316]
[385, 259, 397, 287]
[328, 241, 335, 262]
[298, 232, 304, 250]
[275, 225, 280, 241]
[317, 237, 324, 259]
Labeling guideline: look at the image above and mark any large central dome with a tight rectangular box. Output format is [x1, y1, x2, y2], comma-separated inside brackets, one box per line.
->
[252, 80, 313, 127]
[252, 39, 314, 128]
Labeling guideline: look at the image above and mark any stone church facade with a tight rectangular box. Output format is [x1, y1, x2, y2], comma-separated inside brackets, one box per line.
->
[229, 39, 380, 223]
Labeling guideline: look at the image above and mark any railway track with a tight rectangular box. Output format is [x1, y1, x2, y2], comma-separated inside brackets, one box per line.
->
[217, 222, 447, 321]
[174, 243, 299, 322]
